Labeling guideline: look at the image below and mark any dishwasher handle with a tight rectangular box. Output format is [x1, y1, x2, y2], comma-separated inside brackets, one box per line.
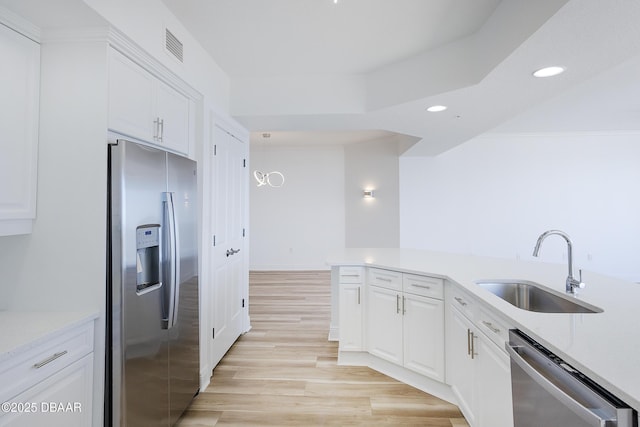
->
[506, 343, 607, 427]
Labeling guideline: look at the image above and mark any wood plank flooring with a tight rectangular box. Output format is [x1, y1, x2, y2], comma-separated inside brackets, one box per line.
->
[176, 271, 469, 426]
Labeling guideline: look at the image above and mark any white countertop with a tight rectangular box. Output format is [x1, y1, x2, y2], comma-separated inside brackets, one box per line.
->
[0, 311, 98, 362]
[327, 248, 640, 411]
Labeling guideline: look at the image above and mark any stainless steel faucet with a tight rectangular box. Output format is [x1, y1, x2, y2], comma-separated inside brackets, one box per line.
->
[532, 230, 584, 294]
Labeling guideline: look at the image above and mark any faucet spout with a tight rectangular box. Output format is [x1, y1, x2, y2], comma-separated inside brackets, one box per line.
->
[532, 229, 584, 294]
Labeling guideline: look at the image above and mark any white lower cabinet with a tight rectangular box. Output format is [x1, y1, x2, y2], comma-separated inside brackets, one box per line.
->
[448, 305, 477, 425]
[402, 292, 445, 381]
[476, 331, 513, 427]
[338, 266, 365, 351]
[366, 269, 445, 382]
[0, 355, 93, 427]
[338, 282, 364, 351]
[0, 318, 95, 427]
[338, 266, 512, 427]
[367, 285, 403, 364]
[446, 286, 513, 427]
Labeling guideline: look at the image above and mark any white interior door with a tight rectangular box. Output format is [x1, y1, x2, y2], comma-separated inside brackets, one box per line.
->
[209, 124, 247, 367]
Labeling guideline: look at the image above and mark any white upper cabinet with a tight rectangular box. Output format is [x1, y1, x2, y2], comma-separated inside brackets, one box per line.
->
[108, 48, 192, 156]
[107, 49, 155, 142]
[0, 22, 40, 236]
[155, 79, 190, 153]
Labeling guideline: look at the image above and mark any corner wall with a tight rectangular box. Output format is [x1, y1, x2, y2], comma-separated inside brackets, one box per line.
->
[344, 137, 400, 248]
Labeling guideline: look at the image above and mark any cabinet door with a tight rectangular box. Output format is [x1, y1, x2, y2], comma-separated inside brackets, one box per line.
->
[367, 285, 402, 365]
[108, 49, 155, 142]
[155, 80, 190, 154]
[0, 23, 39, 234]
[338, 283, 363, 351]
[476, 334, 513, 427]
[402, 293, 444, 381]
[447, 306, 476, 426]
[0, 354, 93, 427]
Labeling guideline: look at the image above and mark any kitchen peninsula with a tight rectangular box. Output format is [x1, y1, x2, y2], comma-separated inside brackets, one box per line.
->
[328, 248, 640, 426]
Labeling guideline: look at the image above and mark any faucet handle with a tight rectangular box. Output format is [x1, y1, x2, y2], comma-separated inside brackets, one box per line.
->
[577, 269, 585, 289]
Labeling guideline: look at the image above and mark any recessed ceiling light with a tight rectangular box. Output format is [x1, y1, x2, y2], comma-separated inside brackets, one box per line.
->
[426, 105, 447, 112]
[533, 66, 565, 78]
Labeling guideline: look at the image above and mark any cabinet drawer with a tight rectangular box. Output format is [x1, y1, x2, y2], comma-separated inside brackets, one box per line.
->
[477, 307, 511, 351]
[0, 354, 94, 426]
[0, 322, 94, 403]
[339, 266, 364, 284]
[403, 273, 444, 299]
[368, 268, 402, 291]
[448, 284, 476, 321]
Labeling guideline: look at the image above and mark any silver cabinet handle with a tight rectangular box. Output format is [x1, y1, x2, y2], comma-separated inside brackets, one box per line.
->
[341, 274, 360, 277]
[396, 294, 400, 314]
[454, 297, 467, 307]
[470, 332, 477, 359]
[402, 296, 406, 314]
[357, 287, 361, 305]
[158, 118, 164, 141]
[376, 276, 393, 282]
[410, 284, 432, 290]
[466, 329, 478, 359]
[482, 321, 501, 334]
[153, 117, 162, 141]
[33, 350, 68, 369]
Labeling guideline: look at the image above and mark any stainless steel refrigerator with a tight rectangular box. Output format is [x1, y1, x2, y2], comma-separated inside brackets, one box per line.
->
[106, 139, 199, 426]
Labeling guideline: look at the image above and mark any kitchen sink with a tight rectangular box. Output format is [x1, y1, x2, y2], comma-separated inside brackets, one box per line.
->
[475, 280, 603, 313]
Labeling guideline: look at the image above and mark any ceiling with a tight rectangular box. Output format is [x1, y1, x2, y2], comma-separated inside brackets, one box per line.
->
[161, 0, 501, 76]
[162, 0, 640, 154]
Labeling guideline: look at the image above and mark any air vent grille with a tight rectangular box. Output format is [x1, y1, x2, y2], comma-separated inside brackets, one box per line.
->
[165, 28, 183, 63]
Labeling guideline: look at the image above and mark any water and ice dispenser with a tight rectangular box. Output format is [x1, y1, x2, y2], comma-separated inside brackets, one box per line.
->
[136, 224, 161, 293]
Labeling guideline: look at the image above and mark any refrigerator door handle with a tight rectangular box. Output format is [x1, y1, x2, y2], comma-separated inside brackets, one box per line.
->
[162, 192, 180, 329]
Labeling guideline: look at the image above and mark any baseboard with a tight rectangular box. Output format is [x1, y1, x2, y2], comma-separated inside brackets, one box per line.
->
[338, 351, 458, 406]
[328, 325, 339, 341]
[249, 265, 331, 271]
[199, 368, 211, 392]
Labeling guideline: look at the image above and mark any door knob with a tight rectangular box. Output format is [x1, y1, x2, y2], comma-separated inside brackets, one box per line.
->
[226, 248, 241, 257]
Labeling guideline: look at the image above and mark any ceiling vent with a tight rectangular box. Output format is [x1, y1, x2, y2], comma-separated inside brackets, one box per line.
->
[165, 28, 183, 63]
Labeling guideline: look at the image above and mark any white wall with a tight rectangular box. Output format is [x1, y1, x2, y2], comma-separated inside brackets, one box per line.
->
[249, 144, 345, 270]
[400, 131, 640, 282]
[0, 38, 109, 426]
[0, 1, 235, 424]
[249, 137, 403, 270]
[344, 137, 400, 247]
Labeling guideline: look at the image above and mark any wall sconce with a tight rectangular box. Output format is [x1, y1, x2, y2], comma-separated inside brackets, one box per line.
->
[363, 189, 375, 198]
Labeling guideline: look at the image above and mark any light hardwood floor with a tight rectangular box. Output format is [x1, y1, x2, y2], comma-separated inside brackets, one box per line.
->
[177, 271, 469, 426]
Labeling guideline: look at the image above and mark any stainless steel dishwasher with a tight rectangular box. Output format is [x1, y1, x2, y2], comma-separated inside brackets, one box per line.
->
[507, 330, 637, 427]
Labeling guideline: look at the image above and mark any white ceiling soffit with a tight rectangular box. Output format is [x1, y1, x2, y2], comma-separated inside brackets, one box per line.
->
[164, 0, 640, 156]
[162, 0, 502, 76]
[0, 0, 106, 29]
[250, 129, 419, 149]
